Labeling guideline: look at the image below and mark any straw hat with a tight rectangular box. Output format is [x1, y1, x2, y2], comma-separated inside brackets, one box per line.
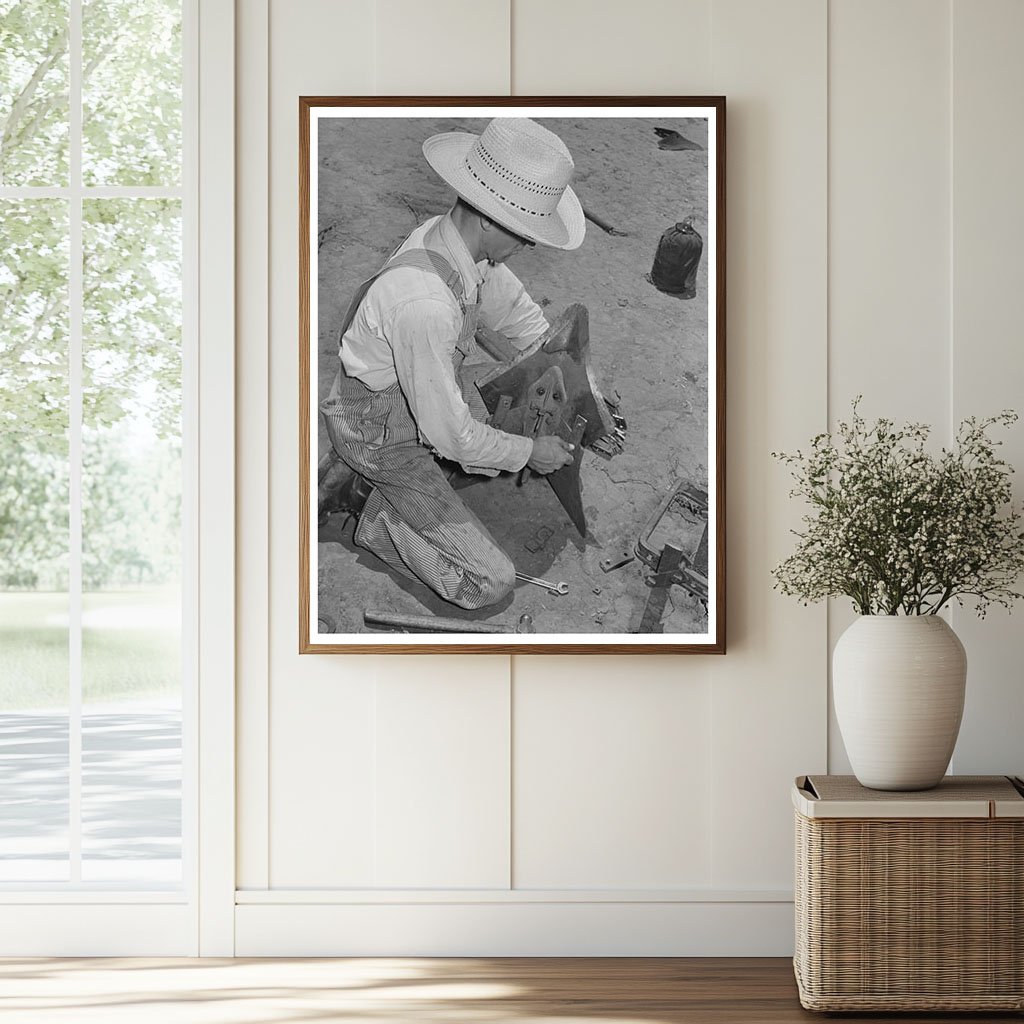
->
[423, 117, 585, 251]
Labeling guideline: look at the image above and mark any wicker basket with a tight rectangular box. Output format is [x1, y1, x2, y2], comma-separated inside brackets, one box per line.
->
[793, 775, 1024, 1012]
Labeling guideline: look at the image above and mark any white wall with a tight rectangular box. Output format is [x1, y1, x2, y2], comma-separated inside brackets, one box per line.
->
[234, 0, 1024, 955]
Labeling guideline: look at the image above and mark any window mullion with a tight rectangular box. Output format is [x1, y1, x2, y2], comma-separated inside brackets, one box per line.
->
[68, 0, 84, 886]
[181, 0, 200, 911]
[0, 187, 184, 199]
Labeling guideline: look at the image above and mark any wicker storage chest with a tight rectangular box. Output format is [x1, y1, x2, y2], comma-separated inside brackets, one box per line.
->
[793, 775, 1024, 1012]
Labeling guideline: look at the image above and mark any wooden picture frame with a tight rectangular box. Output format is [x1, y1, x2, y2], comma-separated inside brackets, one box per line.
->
[300, 97, 725, 653]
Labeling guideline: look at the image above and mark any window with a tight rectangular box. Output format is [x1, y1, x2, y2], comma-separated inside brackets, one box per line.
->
[0, 0, 193, 890]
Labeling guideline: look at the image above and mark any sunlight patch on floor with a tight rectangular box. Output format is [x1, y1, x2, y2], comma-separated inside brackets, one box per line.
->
[0, 958, 680, 1024]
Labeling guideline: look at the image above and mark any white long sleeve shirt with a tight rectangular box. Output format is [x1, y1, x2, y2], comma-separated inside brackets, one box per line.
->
[339, 212, 549, 473]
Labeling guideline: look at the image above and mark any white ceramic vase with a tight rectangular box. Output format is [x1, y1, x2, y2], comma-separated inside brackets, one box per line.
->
[833, 615, 967, 791]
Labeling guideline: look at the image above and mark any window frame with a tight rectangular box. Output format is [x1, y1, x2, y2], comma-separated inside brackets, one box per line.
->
[0, 0, 235, 956]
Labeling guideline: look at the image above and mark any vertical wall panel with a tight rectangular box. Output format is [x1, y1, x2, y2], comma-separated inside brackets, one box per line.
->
[270, 668, 377, 886]
[265, 0, 516, 890]
[511, 0, 721, 894]
[708, 0, 828, 888]
[375, 662, 511, 887]
[514, 658, 713, 889]
[829, 0, 951, 423]
[375, 0, 510, 95]
[827, 0, 952, 773]
[197, 0, 237, 956]
[365, 0, 516, 890]
[513, 0, 711, 94]
[266, 0, 517, 888]
[236, 0, 270, 892]
[266, 0, 377, 887]
[949, 0, 1024, 777]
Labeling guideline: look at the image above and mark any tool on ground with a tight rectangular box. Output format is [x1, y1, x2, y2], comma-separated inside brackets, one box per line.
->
[637, 543, 684, 634]
[363, 610, 535, 634]
[515, 572, 569, 596]
[581, 203, 628, 237]
[600, 551, 635, 573]
[479, 305, 618, 537]
[636, 479, 709, 604]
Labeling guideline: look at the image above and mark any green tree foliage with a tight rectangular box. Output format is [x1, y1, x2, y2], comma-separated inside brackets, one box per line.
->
[0, 440, 68, 588]
[0, 0, 181, 186]
[84, 198, 182, 439]
[0, 0, 182, 590]
[0, 199, 70, 587]
[0, 0, 69, 186]
[0, 198, 68, 446]
[82, 427, 182, 590]
[82, 0, 181, 186]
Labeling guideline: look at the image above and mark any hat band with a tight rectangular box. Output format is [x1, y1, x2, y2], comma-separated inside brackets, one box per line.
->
[468, 160, 557, 219]
[464, 158, 554, 218]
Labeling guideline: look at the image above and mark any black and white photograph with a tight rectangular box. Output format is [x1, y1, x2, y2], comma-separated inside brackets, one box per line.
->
[300, 98, 725, 652]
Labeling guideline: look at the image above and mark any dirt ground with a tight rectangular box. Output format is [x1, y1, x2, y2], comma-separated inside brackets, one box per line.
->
[315, 115, 710, 636]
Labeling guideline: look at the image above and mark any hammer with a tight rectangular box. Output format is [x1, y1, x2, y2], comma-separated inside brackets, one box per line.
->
[364, 611, 535, 634]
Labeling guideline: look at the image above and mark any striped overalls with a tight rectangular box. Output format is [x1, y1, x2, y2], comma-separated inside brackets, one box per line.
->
[320, 250, 516, 610]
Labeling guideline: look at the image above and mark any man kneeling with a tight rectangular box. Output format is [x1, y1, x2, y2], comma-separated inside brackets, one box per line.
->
[319, 117, 585, 609]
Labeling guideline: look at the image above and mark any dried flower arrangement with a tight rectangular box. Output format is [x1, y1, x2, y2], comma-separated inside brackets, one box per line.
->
[773, 401, 1024, 616]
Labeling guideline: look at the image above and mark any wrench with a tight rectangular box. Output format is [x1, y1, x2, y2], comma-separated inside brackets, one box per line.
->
[515, 571, 569, 596]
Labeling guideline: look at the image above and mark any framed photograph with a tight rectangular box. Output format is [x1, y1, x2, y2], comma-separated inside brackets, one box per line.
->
[300, 97, 725, 653]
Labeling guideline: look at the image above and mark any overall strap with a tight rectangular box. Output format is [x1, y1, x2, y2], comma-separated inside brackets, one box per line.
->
[383, 249, 465, 302]
[337, 248, 465, 344]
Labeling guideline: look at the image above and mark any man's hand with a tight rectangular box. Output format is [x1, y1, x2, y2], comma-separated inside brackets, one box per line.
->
[528, 435, 575, 475]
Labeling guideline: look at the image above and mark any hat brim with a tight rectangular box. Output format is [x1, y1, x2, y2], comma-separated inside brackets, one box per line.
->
[422, 131, 586, 251]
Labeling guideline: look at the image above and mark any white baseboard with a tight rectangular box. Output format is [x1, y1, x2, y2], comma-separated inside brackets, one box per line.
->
[235, 898, 795, 956]
[0, 904, 196, 956]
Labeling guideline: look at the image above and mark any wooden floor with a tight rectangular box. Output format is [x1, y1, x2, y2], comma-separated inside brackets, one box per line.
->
[0, 957, 1019, 1023]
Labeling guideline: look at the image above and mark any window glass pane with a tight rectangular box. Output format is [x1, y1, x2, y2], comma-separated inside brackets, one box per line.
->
[82, 0, 181, 186]
[0, 198, 70, 881]
[81, 676, 181, 883]
[0, 0, 70, 186]
[0, 702, 69, 881]
[81, 198, 181, 883]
